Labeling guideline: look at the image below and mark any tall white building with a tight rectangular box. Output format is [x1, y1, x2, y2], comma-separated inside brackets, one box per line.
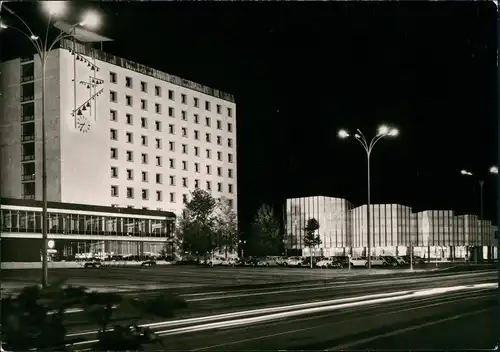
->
[0, 39, 238, 216]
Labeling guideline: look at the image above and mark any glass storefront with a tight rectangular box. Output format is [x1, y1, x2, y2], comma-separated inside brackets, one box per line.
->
[1, 206, 176, 262]
[1, 209, 174, 237]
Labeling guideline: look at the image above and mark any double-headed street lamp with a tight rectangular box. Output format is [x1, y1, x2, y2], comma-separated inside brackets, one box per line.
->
[338, 125, 399, 269]
[238, 239, 247, 259]
[460, 166, 498, 262]
[1, 2, 100, 288]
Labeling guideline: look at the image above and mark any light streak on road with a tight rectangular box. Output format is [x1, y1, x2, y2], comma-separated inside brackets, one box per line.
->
[155, 283, 497, 337]
[67, 282, 497, 348]
[67, 290, 410, 338]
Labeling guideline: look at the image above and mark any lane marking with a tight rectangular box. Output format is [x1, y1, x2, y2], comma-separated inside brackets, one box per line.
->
[190, 291, 495, 351]
[325, 307, 496, 351]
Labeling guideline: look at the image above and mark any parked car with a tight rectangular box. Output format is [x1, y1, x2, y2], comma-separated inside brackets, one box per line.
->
[350, 257, 368, 267]
[221, 258, 238, 266]
[401, 255, 425, 265]
[382, 256, 400, 267]
[207, 257, 225, 267]
[302, 256, 325, 268]
[84, 260, 102, 268]
[275, 257, 287, 266]
[255, 257, 278, 267]
[370, 256, 389, 266]
[141, 259, 157, 267]
[315, 257, 342, 269]
[241, 257, 258, 266]
[334, 256, 350, 268]
[394, 256, 407, 265]
[284, 256, 304, 267]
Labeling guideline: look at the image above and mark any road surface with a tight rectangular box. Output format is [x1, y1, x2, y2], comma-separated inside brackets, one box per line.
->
[154, 287, 497, 351]
[62, 269, 497, 350]
[3, 263, 493, 294]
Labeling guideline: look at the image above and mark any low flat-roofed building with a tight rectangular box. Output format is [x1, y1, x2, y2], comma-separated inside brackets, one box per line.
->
[0, 197, 175, 262]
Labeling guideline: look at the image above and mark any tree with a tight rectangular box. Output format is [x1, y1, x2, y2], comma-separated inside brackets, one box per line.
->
[86, 290, 187, 351]
[303, 218, 321, 268]
[250, 204, 282, 256]
[176, 188, 218, 259]
[215, 197, 239, 258]
[1, 281, 188, 351]
[0, 280, 86, 351]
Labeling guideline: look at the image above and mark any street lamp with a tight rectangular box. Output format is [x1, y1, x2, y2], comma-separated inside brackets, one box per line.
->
[338, 125, 399, 269]
[460, 166, 498, 263]
[238, 239, 247, 259]
[1, 3, 101, 288]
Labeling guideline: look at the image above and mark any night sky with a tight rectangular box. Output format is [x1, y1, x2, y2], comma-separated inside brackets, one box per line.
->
[2, 2, 498, 232]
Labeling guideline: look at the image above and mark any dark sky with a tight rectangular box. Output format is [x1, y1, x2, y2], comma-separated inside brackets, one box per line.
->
[2, 2, 498, 229]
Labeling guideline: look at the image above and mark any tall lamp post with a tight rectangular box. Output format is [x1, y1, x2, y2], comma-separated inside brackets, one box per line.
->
[1, 2, 100, 288]
[461, 167, 498, 263]
[338, 125, 399, 269]
[238, 239, 247, 259]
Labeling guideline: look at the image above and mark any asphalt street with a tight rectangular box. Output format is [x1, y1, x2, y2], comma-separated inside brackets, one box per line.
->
[62, 269, 498, 350]
[2, 264, 493, 294]
[153, 287, 497, 351]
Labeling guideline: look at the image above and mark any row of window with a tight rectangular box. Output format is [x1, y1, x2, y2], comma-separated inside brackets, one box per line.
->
[108, 73, 233, 117]
[110, 167, 234, 191]
[110, 109, 234, 133]
[111, 165, 233, 180]
[110, 148, 234, 166]
[109, 187, 234, 207]
[1, 209, 173, 236]
[109, 128, 234, 148]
